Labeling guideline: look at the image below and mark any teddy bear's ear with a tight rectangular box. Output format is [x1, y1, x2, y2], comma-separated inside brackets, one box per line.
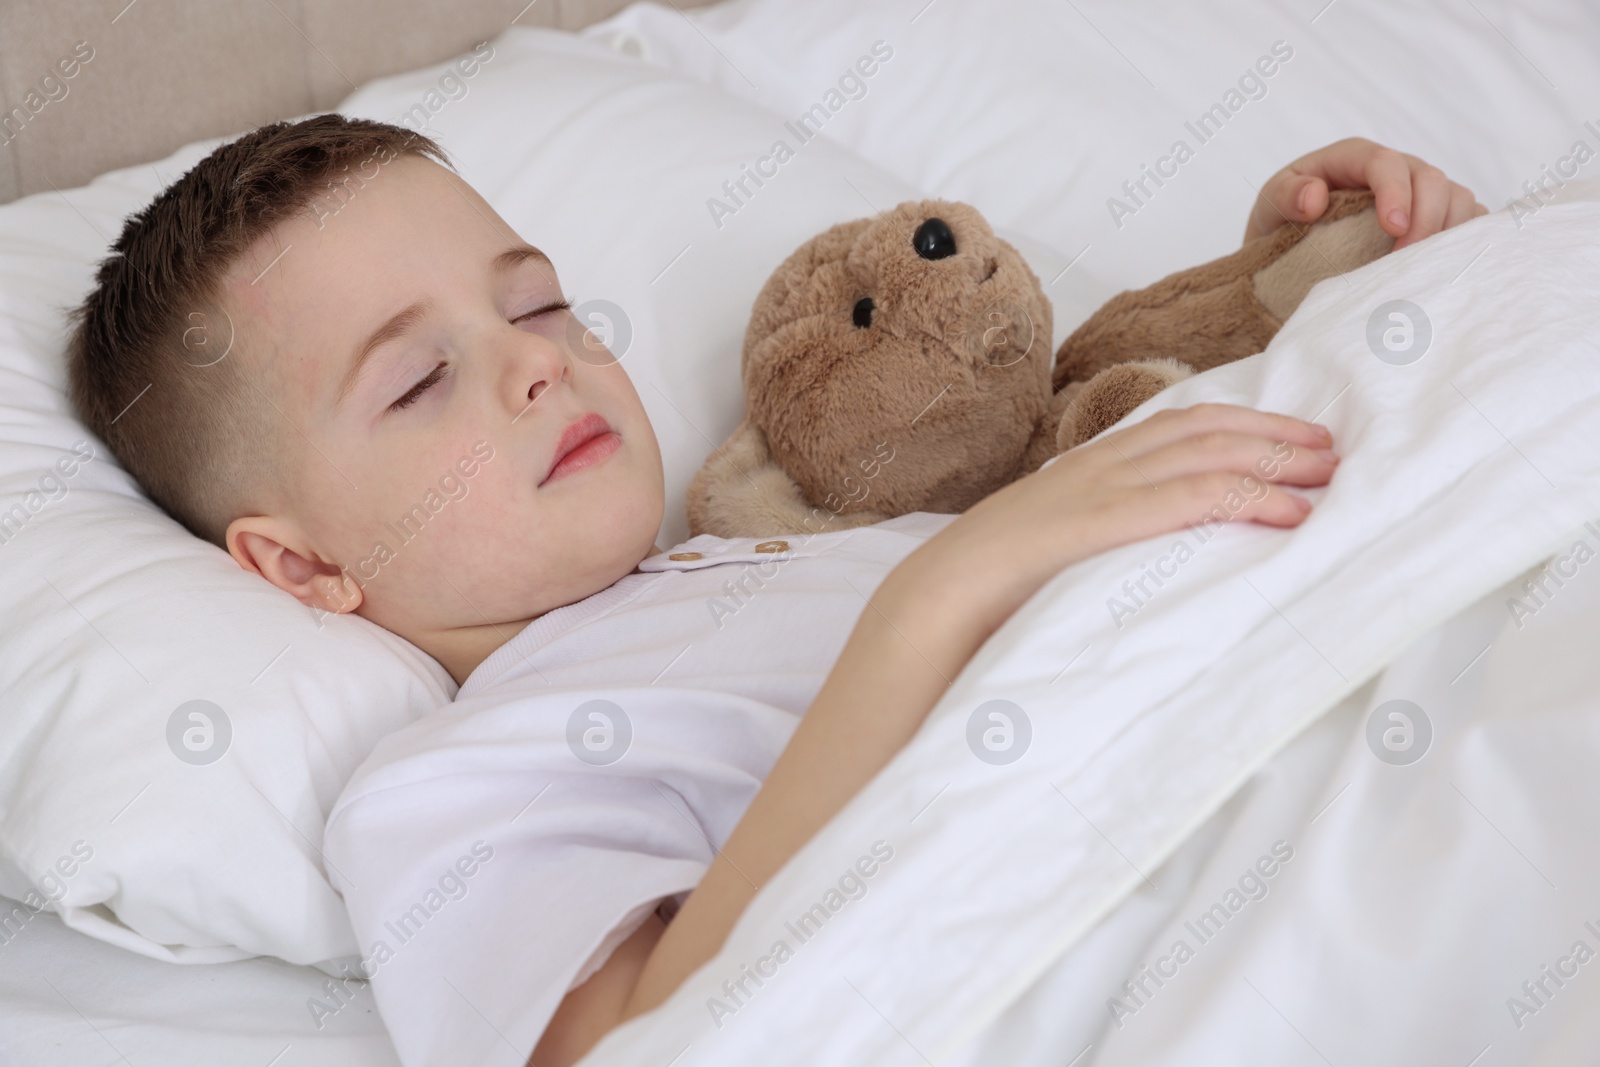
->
[742, 216, 878, 374]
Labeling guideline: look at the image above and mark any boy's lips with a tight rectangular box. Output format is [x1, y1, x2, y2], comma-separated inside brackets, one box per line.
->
[541, 412, 620, 486]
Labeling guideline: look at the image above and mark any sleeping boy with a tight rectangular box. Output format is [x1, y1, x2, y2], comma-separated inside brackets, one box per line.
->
[65, 114, 1483, 1066]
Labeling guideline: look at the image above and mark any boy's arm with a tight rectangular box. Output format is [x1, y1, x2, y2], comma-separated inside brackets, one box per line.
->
[1244, 137, 1487, 250]
[533, 404, 1339, 1067]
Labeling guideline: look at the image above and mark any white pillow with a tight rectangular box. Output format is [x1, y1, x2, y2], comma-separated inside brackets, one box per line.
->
[590, 0, 1600, 292]
[0, 27, 945, 966]
[0, 168, 455, 967]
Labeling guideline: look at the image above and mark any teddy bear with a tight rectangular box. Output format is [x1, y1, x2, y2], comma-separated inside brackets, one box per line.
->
[686, 189, 1390, 539]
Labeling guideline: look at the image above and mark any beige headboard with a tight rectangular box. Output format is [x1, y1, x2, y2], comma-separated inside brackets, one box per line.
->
[0, 0, 712, 206]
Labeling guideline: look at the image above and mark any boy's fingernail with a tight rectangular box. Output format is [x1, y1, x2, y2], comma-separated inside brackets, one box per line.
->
[1296, 183, 1310, 213]
[1313, 422, 1333, 440]
[1316, 448, 1339, 463]
[1293, 493, 1313, 511]
[1388, 208, 1409, 231]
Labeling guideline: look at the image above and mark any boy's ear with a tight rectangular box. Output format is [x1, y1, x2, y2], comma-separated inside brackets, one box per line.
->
[225, 515, 362, 614]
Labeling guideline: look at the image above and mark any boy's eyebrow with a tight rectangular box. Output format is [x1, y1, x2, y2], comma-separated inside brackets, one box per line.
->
[493, 244, 552, 273]
[336, 299, 434, 410]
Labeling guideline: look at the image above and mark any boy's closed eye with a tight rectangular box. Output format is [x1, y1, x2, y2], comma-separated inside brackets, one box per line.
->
[387, 297, 575, 413]
[390, 361, 449, 411]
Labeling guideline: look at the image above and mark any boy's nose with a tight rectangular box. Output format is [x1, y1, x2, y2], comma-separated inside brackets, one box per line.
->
[507, 331, 569, 419]
[524, 360, 567, 406]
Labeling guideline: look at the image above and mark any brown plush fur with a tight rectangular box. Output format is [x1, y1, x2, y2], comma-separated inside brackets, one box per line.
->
[687, 190, 1390, 538]
[688, 199, 1061, 538]
[684, 416, 892, 539]
[1055, 357, 1194, 452]
[1053, 188, 1382, 390]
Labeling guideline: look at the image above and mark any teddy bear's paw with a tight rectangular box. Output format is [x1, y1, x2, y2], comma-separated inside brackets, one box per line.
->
[687, 420, 894, 538]
[687, 420, 790, 537]
[1055, 358, 1193, 451]
[1252, 197, 1393, 322]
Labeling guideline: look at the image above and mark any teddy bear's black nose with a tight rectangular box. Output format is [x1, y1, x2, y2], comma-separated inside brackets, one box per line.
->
[913, 218, 957, 260]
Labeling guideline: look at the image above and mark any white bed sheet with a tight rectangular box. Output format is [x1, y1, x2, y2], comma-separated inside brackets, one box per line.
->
[0, 899, 399, 1066]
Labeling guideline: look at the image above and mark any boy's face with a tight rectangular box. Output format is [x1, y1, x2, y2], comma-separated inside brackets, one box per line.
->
[220, 156, 664, 684]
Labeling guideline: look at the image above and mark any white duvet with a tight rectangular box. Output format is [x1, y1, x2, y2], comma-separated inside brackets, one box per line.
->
[572, 188, 1600, 1066]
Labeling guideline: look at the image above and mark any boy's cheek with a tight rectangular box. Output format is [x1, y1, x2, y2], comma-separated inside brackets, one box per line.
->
[439, 473, 468, 501]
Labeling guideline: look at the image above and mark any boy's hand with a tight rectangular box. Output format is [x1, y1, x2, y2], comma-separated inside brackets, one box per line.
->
[1243, 137, 1488, 250]
[884, 404, 1338, 643]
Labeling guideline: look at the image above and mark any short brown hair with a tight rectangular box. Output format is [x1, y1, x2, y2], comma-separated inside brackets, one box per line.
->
[66, 114, 450, 547]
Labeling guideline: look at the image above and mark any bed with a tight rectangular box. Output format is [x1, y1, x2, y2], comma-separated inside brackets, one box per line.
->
[3, 1, 1600, 1065]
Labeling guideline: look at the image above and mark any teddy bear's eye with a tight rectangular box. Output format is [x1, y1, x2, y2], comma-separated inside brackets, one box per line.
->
[852, 297, 875, 328]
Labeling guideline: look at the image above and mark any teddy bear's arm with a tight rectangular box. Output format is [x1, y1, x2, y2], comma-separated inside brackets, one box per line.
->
[1016, 382, 1082, 475]
[1250, 202, 1395, 321]
[1051, 190, 1386, 391]
[1055, 358, 1194, 452]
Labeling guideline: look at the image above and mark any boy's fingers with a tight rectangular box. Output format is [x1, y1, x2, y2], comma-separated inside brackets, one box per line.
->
[1360, 149, 1417, 237]
[1444, 186, 1485, 230]
[1143, 471, 1314, 533]
[1289, 175, 1328, 220]
[1230, 484, 1316, 528]
[1127, 431, 1337, 488]
[1277, 139, 1414, 234]
[1106, 403, 1332, 459]
[1247, 172, 1327, 240]
[1395, 166, 1453, 249]
[1246, 139, 1484, 248]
